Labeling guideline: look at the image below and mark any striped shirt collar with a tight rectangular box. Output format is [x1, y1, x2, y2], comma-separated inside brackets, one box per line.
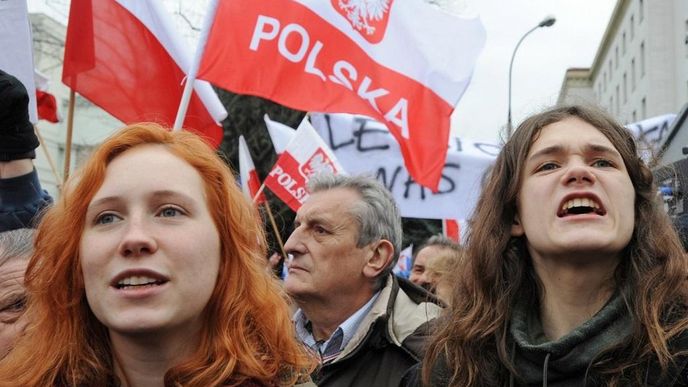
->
[294, 290, 381, 362]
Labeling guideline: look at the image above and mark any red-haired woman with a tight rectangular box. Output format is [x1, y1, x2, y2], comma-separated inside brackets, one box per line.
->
[0, 123, 315, 386]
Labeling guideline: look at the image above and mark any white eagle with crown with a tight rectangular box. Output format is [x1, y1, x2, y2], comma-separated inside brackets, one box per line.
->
[337, 0, 391, 36]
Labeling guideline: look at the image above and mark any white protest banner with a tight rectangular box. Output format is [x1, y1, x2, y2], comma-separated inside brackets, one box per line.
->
[310, 113, 500, 220]
[625, 114, 677, 162]
[265, 117, 346, 211]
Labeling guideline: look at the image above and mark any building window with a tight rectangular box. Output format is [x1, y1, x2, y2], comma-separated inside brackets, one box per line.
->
[640, 41, 645, 77]
[632, 110, 637, 122]
[622, 32, 627, 55]
[609, 59, 613, 78]
[631, 58, 636, 90]
[630, 15, 635, 39]
[641, 97, 646, 119]
[616, 85, 620, 115]
[603, 71, 607, 91]
[685, 20, 688, 57]
[623, 73, 627, 103]
[639, 0, 644, 22]
[610, 96, 613, 113]
[615, 46, 619, 68]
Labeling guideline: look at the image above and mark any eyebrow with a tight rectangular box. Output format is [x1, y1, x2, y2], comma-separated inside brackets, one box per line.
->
[527, 143, 622, 162]
[87, 190, 198, 211]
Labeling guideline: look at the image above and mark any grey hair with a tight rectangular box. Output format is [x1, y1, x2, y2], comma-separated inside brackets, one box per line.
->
[413, 234, 462, 264]
[308, 173, 403, 289]
[0, 228, 35, 267]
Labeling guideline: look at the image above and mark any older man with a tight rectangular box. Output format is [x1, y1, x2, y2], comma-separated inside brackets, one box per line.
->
[409, 234, 462, 290]
[284, 173, 441, 387]
[0, 228, 33, 358]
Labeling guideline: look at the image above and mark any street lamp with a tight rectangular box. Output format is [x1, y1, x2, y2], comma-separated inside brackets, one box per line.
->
[506, 15, 556, 137]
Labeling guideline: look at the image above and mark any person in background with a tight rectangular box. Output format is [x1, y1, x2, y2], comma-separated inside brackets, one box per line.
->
[0, 228, 33, 359]
[0, 69, 52, 232]
[0, 123, 315, 387]
[409, 235, 462, 291]
[423, 245, 463, 306]
[284, 173, 441, 387]
[413, 105, 688, 386]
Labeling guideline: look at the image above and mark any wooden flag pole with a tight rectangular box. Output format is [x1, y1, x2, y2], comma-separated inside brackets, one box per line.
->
[63, 90, 75, 183]
[33, 124, 62, 187]
[263, 199, 288, 261]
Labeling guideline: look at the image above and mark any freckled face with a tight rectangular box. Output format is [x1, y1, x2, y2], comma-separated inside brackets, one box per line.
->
[79, 145, 221, 339]
[511, 118, 635, 263]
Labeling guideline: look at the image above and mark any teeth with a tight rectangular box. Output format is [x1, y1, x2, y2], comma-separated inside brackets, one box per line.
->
[117, 276, 158, 286]
[561, 198, 600, 212]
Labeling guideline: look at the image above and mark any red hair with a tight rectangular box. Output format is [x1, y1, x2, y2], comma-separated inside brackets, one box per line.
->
[0, 123, 315, 386]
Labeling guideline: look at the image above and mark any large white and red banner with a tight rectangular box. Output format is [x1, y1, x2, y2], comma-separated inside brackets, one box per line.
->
[238, 135, 266, 204]
[264, 118, 345, 211]
[0, 0, 37, 123]
[197, 0, 485, 190]
[62, 0, 227, 147]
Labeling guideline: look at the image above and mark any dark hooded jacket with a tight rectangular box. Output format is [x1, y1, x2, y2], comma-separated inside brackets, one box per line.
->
[402, 292, 688, 386]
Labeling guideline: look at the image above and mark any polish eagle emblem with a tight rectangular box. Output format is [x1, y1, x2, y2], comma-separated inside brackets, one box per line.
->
[333, 0, 393, 43]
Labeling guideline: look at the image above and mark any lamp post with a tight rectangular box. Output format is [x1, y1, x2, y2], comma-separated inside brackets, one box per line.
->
[506, 15, 556, 137]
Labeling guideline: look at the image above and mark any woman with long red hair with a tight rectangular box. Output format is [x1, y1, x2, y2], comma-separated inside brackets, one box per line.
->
[0, 123, 315, 386]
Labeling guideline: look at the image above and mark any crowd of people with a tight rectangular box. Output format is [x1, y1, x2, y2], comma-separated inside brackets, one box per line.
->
[2, 65, 688, 387]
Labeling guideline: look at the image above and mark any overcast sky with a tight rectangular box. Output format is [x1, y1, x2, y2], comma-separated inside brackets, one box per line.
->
[28, 0, 617, 143]
[453, 0, 616, 142]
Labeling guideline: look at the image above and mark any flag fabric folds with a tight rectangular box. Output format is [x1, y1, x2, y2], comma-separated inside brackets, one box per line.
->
[62, 0, 228, 147]
[197, 0, 485, 190]
[0, 0, 37, 123]
[238, 135, 266, 204]
[34, 71, 60, 123]
[264, 114, 296, 155]
[264, 117, 345, 211]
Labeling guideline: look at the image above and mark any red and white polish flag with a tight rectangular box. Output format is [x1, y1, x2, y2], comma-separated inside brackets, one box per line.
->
[197, 0, 485, 190]
[34, 70, 60, 123]
[264, 117, 345, 211]
[264, 114, 296, 155]
[62, 0, 228, 147]
[238, 135, 267, 204]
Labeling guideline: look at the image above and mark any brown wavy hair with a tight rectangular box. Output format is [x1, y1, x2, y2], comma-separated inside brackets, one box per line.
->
[422, 105, 688, 386]
[0, 123, 315, 386]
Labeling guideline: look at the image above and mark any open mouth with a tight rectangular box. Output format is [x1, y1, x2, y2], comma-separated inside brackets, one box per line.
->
[114, 275, 168, 290]
[557, 197, 606, 217]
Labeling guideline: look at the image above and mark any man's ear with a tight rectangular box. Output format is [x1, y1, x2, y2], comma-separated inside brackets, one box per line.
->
[511, 212, 524, 237]
[362, 239, 394, 279]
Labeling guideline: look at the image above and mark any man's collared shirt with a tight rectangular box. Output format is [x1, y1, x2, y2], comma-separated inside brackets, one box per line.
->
[294, 290, 381, 364]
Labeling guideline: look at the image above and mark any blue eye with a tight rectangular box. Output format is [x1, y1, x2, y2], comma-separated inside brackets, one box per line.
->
[159, 206, 183, 217]
[592, 159, 613, 168]
[95, 213, 120, 225]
